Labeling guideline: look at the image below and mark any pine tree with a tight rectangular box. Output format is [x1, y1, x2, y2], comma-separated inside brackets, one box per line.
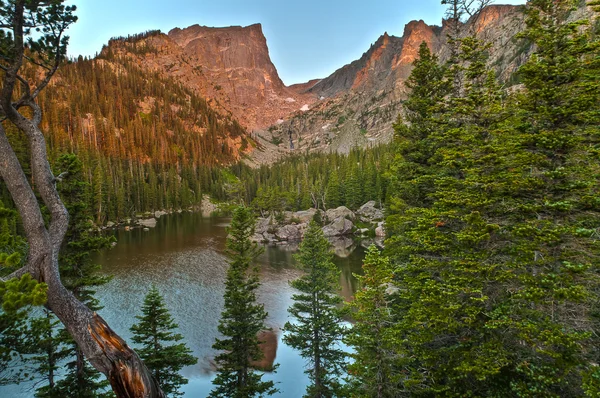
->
[346, 245, 398, 398]
[283, 221, 347, 398]
[384, 0, 600, 395]
[210, 206, 277, 398]
[325, 169, 342, 209]
[30, 310, 70, 398]
[130, 286, 197, 397]
[0, 204, 47, 385]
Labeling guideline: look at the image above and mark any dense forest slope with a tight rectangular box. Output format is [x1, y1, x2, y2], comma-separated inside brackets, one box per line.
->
[2, 47, 253, 224]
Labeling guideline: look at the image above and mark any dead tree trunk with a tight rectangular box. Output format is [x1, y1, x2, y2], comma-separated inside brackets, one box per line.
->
[0, 1, 165, 396]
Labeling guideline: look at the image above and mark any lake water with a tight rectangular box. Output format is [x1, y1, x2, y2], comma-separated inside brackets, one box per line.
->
[1, 213, 371, 397]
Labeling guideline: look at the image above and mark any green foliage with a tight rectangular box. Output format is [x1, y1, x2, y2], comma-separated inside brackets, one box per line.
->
[30, 310, 71, 398]
[0, 201, 47, 385]
[0, 1, 77, 66]
[210, 206, 277, 398]
[130, 285, 197, 397]
[283, 221, 347, 397]
[0, 275, 47, 313]
[56, 153, 114, 311]
[238, 145, 391, 214]
[346, 245, 399, 397]
[383, 1, 600, 396]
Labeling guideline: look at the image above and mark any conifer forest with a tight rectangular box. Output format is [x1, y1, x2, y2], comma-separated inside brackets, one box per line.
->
[1, 0, 600, 397]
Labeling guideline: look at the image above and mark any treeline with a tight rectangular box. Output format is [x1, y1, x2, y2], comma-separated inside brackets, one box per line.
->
[231, 145, 392, 213]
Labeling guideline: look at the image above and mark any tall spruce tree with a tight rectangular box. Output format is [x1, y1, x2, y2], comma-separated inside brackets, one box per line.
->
[346, 245, 398, 398]
[283, 221, 347, 398]
[384, 0, 600, 395]
[130, 286, 197, 397]
[210, 206, 277, 398]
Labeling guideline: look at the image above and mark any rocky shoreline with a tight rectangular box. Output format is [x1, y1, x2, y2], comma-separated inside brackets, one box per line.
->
[98, 195, 220, 232]
[252, 201, 385, 244]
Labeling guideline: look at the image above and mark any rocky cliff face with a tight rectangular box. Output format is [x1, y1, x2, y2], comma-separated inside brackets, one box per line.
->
[261, 4, 529, 154]
[103, 24, 317, 133]
[97, 2, 589, 161]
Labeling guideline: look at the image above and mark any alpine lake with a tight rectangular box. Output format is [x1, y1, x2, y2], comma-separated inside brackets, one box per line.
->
[2, 212, 376, 397]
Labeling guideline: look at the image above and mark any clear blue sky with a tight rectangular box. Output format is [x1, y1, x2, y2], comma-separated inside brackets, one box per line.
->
[66, 0, 526, 85]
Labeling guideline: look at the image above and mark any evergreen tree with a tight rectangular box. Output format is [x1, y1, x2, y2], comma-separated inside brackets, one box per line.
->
[0, 204, 47, 385]
[387, 41, 449, 221]
[30, 310, 70, 398]
[344, 163, 363, 210]
[326, 167, 342, 210]
[130, 286, 197, 397]
[346, 245, 398, 398]
[283, 221, 347, 398]
[53, 153, 115, 397]
[210, 206, 277, 398]
[384, 0, 600, 395]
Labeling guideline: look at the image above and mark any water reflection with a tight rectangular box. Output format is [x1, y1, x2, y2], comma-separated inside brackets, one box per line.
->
[2, 213, 367, 397]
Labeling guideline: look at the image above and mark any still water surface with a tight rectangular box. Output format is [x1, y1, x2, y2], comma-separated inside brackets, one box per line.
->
[1, 213, 369, 397]
[97, 213, 368, 396]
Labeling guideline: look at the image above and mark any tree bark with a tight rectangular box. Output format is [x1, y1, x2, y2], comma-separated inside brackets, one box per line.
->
[0, 2, 166, 396]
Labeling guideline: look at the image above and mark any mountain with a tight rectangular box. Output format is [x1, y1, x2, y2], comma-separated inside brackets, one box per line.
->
[102, 24, 317, 132]
[35, 1, 592, 176]
[261, 4, 530, 154]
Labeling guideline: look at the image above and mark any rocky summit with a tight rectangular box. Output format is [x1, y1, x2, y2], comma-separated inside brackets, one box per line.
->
[104, 23, 317, 133]
[96, 2, 591, 163]
[262, 4, 530, 155]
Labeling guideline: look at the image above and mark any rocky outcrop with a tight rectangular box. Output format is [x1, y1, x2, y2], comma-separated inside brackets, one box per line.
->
[357, 201, 384, 222]
[259, 3, 535, 155]
[253, 203, 383, 243]
[322, 217, 354, 237]
[104, 24, 317, 133]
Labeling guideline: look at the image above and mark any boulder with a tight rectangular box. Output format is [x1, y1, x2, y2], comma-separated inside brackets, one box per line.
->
[263, 232, 277, 243]
[375, 222, 385, 237]
[275, 224, 302, 241]
[154, 210, 168, 218]
[251, 233, 263, 243]
[138, 218, 157, 228]
[322, 217, 354, 237]
[325, 206, 355, 222]
[357, 201, 384, 222]
[292, 208, 321, 224]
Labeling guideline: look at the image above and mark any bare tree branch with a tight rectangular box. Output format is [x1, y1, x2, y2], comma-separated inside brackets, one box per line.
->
[0, 2, 167, 396]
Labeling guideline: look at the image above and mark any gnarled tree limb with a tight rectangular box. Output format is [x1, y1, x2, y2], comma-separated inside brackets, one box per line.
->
[0, 1, 165, 396]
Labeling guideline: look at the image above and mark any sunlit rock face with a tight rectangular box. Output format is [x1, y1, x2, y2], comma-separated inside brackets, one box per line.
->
[264, 4, 533, 155]
[101, 3, 590, 160]
[104, 24, 317, 133]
